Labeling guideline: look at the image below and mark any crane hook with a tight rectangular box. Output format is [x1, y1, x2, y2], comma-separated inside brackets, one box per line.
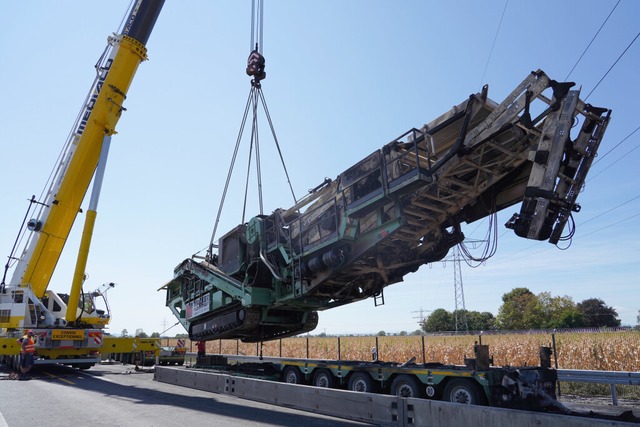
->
[246, 44, 266, 86]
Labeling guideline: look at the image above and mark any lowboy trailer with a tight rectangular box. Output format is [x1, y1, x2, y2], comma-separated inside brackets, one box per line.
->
[194, 343, 564, 413]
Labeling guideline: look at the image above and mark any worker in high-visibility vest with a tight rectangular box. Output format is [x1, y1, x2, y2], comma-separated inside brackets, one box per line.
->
[18, 330, 36, 379]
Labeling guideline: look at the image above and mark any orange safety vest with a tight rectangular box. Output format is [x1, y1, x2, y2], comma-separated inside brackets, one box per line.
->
[21, 336, 36, 354]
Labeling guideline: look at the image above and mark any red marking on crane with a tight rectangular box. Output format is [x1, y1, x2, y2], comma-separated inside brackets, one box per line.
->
[88, 331, 103, 345]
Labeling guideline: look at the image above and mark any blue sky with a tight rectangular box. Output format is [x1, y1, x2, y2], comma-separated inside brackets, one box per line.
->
[1, 1, 638, 336]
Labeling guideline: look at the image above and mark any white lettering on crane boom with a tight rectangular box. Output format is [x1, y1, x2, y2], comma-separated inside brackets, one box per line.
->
[75, 59, 113, 136]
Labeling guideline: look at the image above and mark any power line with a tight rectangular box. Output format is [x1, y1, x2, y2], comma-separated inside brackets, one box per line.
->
[577, 212, 640, 239]
[488, 208, 638, 266]
[564, 0, 621, 80]
[592, 124, 640, 167]
[490, 192, 640, 260]
[588, 138, 640, 182]
[472, 130, 639, 263]
[478, 0, 508, 89]
[579, 195, 640, 226]
[585, 31, 640, 101]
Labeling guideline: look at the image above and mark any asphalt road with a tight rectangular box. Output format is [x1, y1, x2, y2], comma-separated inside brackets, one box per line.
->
[2, 361, 638, 426]
[0, 363, 370, 427]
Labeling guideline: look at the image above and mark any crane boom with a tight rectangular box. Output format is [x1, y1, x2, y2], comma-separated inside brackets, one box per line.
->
[0, 1, 164, 369]
[10, 0, 164, 299]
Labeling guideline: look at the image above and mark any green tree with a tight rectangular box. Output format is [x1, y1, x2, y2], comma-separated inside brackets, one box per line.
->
[466, 311, 496, 331]
[121, 329, 128, 337]
[377, 330, 386, 336]
[150, 332, 160, 338]
[135, 328, 148, 338]
[446, 309, 496, 332]
[422, 308, 454, 332]
[577, 298, 621, 327]
[496, 287, 540, 330]
[536, 292, 585, 328]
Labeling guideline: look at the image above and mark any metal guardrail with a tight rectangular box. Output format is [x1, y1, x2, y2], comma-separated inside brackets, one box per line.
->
[557, 369, 640, 406]
[558, 369, 640, 385]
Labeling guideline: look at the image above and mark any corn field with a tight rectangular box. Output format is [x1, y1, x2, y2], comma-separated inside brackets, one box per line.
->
[169, 329, 640, 372]
[166, 329, 640, 400]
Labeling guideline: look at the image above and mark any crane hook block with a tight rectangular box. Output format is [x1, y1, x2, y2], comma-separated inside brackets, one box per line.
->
[246, 49, 266, 82]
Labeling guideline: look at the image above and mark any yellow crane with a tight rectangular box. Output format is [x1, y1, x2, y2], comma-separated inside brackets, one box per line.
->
[0, 0, 164, 369]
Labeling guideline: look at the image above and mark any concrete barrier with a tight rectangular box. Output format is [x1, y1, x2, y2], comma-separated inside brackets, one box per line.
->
[155, 367, 634, 426]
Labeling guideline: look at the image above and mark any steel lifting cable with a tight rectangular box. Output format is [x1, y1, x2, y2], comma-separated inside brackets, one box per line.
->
[258, 90, 298, 204]
[207, 91, 255, 258]
[206, 0, 297, 260]
[249, 0, 264, 54]
[242, 87, 262, 221]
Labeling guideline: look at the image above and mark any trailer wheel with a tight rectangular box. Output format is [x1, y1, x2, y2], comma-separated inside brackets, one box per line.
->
[442, 378, 487, 405]
[391, 375, 424, 398]
[348, 372, 378, 393]
[283, 366, 304, 384]
[312, 369, 335, 388]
